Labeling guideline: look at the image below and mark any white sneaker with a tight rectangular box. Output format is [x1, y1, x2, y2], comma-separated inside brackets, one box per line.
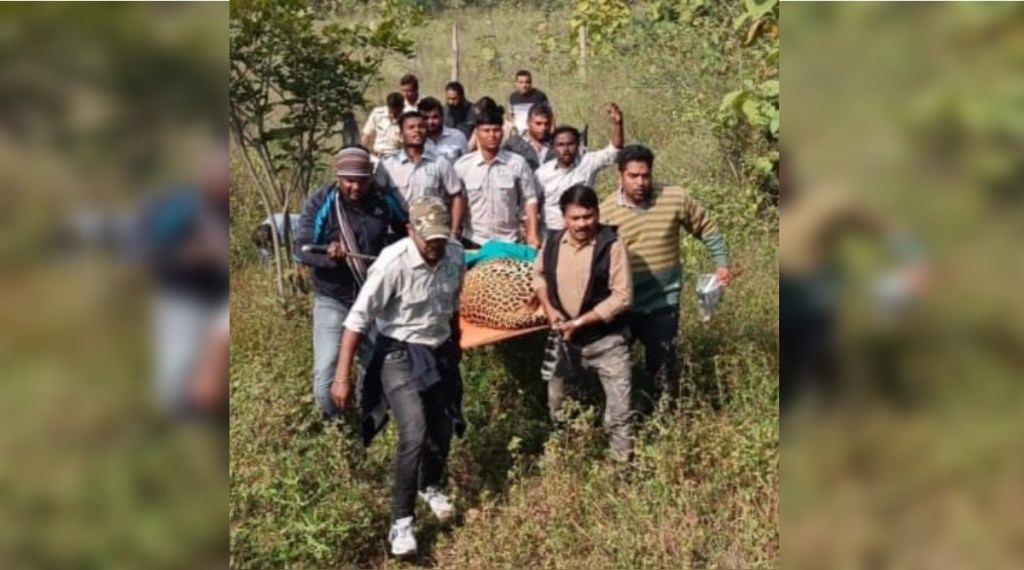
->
[388, 516, 417, 557]
[418, 486, 455, 521]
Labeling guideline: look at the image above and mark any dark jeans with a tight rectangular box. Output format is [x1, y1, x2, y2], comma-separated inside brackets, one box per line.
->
[780, 310, 835, 412]
[627, 307, 680, 402]
[381, 347, 452, 521]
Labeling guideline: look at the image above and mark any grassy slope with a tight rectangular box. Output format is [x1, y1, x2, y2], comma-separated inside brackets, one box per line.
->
[230, 5, 778, 568]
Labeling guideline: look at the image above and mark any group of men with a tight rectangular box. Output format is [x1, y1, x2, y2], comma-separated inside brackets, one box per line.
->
[359, 70, 550, 167]
[287, 70, 733, 558]
[257, 70, 553, 256]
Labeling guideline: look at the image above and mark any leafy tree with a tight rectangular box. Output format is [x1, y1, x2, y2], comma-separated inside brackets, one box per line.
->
[562, 0, 779, 214]
[715, 0, 779, 207]
[229, 0, 420, 298]
[570, 0, 631, 60]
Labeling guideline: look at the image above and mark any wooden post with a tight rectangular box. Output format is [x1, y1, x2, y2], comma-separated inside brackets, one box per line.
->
[342, 112, 359, 147]
[451, 23, 460, 82]
[578, 25, 588, 84]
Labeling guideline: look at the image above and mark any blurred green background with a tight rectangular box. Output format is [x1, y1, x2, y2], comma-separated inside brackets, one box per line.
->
[0, 4, 227, 569]
[784, 3, 1024, 568]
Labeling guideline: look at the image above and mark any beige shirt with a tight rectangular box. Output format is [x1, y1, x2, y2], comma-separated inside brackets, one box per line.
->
[454, 149, 540, 243]
[374, 150, 462, 211]
[344, 237, 466, 348]
[361, 106, 401, 156]
[536, 144, 619, 230]
[532, 231, 632, 322]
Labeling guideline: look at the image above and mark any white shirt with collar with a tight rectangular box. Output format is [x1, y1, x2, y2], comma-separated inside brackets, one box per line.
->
[403, 97, 423, 113]
[454, 149, 540, 244]
[536, 143, 620, 230]
[343, 237, 466, 348]
[374, 148, 462, 211]
[425, 127, 469, 163]
[361, 106, 401, 156]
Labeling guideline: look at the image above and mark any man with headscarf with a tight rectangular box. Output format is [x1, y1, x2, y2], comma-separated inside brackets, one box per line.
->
[294, 145, 407, 419]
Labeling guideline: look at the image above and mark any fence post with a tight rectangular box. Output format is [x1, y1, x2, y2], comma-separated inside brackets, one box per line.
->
[342, 112, 359, 147]
[451, 22, 459, 82]
[578, 25, 588, 84]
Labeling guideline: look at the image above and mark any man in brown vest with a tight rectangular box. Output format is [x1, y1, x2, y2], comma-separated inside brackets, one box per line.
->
[531, 184, 635, 461]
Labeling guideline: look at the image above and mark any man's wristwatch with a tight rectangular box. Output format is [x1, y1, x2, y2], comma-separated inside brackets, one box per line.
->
[333, 377, 350, 385]
[572, 317, 584, 328]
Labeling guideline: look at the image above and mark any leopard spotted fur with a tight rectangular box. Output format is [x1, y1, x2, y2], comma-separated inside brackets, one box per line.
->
[460, 258, 547, 329]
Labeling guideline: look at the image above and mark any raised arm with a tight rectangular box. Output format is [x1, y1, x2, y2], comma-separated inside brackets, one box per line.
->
[606, 102, 624, 149]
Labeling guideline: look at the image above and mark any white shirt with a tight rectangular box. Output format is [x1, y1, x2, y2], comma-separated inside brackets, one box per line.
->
[425, 127, 469, 163]
[536, 144, 619, 230]
[403, 97, 423, 113]
[344, 237, 466, 347]
[509, 90, 550, 134]
[361, 106, 401, 156]
[374, 149, 462, 211]
[454, 150, 540, 244]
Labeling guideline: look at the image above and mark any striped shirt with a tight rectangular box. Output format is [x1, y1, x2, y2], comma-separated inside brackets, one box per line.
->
[454, 149, 540, 244]
[600, 185, 729, 314]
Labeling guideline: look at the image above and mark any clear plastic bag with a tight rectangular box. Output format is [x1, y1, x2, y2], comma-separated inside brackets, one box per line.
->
[871, 267, 919, 320]
[695, 273, 724, 322]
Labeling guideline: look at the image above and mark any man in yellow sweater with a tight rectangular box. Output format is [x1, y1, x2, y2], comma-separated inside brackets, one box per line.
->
[600, 145, 733, 405]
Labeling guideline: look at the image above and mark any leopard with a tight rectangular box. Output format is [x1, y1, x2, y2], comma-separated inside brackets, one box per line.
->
[460, 258, 548, 330]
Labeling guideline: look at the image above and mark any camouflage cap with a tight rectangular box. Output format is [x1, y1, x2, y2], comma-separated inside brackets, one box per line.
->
[409, 196, 450, 241]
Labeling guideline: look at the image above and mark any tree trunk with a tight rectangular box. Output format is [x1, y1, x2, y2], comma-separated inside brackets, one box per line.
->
[578, 25, 588, 84]
[229, 124, 286, 299]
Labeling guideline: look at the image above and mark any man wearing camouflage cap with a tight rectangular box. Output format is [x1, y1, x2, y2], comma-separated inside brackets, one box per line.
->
[332, 196, 466, 558]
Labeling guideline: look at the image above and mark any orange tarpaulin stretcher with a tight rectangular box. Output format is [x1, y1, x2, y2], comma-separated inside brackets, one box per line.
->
[458, 243, 549, 349]
[458, 310, 549, 350]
